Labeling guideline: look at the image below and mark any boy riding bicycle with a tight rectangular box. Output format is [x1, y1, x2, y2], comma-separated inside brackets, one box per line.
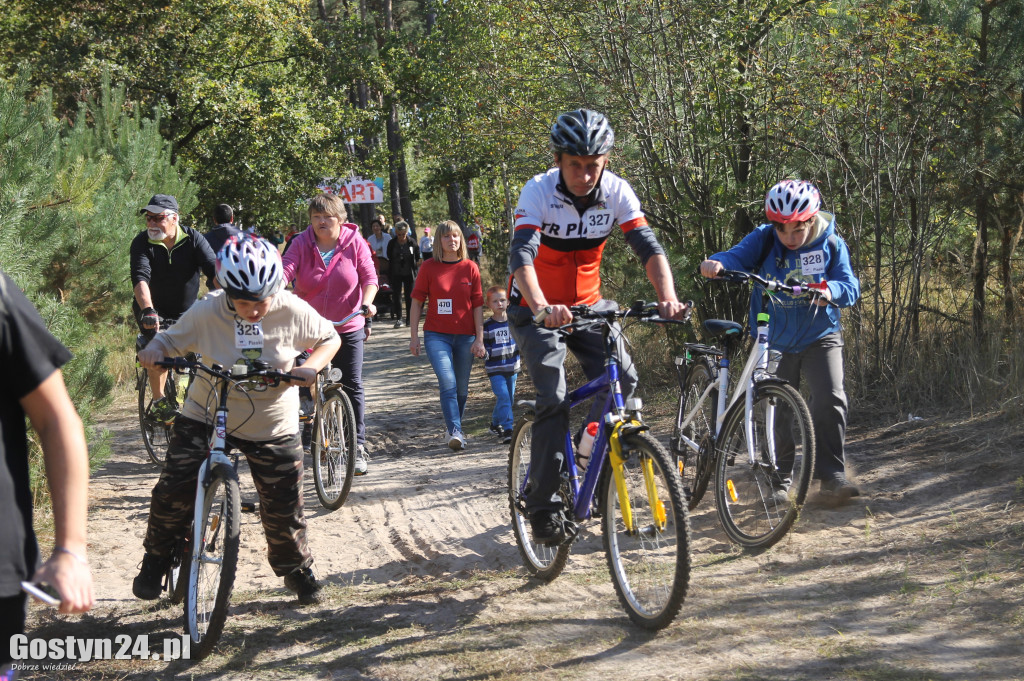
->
[507, 108, 688, 546]
[699, 179, 861, 502]
[134, 235, 341, 604]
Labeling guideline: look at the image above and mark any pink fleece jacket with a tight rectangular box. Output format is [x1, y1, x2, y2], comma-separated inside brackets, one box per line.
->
[281, 223, 378, 333]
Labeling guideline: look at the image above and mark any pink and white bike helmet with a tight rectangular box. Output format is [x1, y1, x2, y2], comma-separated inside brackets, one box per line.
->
[765, 180, 821, 223]
[216, 234, 283, 301]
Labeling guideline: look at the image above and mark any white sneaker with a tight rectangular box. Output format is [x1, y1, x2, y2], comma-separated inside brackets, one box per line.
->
[448, 429, 466, 451]
[354, 445, 369, 476]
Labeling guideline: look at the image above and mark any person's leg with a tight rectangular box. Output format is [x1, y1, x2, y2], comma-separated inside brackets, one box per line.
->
[504, 373, 518, 431]
[451, 334, 476, 421]
[236, 433, 312, 576]
[489, 374, 511, 430]
[135, 416, 208, 599]
[0, 592, 27, 667]
[403, 276, 414, 324]
[423, 331, 459, 434]
[771, 350, 803, 485]
[142, 417, 209, 558]
[801, 333, 850, 482]
[509, 308, 568, 516]
[333, 330, 366, 445]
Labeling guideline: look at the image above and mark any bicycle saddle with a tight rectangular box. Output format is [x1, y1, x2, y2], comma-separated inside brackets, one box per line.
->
[703, 319, 744, 338]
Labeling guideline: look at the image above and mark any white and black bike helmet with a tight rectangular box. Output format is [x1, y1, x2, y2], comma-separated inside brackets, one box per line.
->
[765, 180, 822, 223]
[550, 109, 615, 156]
[216, 234, 283, 301]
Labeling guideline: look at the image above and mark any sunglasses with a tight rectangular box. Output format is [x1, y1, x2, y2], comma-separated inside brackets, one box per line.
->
[145, 213, 173, 222]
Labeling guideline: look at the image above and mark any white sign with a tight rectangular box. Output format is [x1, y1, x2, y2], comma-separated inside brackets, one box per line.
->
[317, 177, 384, 204]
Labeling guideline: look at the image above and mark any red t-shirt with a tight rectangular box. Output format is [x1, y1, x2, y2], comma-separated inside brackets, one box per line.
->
[411, 258, 483, 335]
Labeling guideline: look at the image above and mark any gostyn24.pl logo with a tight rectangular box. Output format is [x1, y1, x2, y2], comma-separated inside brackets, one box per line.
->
[9, 633, 190, 664]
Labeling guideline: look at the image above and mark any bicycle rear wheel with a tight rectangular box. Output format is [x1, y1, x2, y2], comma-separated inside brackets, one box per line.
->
[185, 463, 240, 659]
[312, 387, 357, 510]
[507, 416, 571, 582]
[671, 359, 716, 509]
[714, 382, 814, 550]
[602, 431, 691, 630]
[138, 368, 175, 467]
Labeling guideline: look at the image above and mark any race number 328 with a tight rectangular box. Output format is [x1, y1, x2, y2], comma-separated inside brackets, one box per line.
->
[800, 250, 826, 276]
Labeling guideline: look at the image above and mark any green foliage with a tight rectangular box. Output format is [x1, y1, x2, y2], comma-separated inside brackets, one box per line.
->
[0, 69, 191, 508]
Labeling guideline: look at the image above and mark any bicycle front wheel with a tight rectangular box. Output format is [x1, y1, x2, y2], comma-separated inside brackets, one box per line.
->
[714, 382, 814, 550]
[138, 368, 174, 467]
[671, 359, 716, 509]
[507, 416, 571, 582]
[312, 387, 357, 510]
[167, 531, 190, 605]
[185, 463, 240, 659]
[602, 431, 690, 630]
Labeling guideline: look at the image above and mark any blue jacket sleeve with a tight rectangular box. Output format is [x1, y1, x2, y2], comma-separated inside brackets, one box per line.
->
[709, 225, 774, 272]
[824, 237, 860, 308]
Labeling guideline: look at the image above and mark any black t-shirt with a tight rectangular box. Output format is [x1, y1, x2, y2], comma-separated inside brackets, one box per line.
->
[130, 226, 218, 321]
[0, 270, 73, 596]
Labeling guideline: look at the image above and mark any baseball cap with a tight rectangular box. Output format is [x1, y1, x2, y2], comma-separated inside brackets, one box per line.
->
[424, 227, 431, 234]
[139, 194, 179, 215]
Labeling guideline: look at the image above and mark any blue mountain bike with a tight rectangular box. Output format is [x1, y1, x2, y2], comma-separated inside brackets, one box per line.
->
[508, 302, 691, 630]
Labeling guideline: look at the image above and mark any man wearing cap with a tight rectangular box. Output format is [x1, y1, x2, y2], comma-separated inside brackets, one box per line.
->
[130, 194, 218, 422]
[419, 226, 433, 260]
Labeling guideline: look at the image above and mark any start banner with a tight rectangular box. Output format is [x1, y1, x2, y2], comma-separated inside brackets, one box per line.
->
[317, 177, 384, 204]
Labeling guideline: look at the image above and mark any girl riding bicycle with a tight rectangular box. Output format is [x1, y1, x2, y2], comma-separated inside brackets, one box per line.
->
[134, 234, 341, 605]
[699, 180, 861, 502]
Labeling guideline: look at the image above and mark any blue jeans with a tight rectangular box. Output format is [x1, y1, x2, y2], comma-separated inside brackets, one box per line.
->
[423, 331, 476, 434]
[489, 373, 517, 432]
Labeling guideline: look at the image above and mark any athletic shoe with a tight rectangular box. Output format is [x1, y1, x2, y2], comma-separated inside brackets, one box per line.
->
[133, 553, 170, 600]
[819, 475, 861, 500]
[502, 433, 513, 445]
[530, 511, 565, 546]
[489, 423, 503, 436]
[284, 566, 322, 605]
[393, 320, 404, 328]
[448, 429, 466, 451]
[354, 445, 369, 476]
[147, 397, 178, 425]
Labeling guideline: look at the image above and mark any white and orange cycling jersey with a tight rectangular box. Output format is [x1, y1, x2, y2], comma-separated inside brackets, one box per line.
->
[508, 167, 663, 307]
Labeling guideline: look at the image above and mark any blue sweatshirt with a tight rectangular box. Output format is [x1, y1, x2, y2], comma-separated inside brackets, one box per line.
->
[709, 212, 860, 353]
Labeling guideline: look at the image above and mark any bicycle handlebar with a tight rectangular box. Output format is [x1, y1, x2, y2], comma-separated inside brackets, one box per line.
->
[714, 270, 839, 307]
[326, 304, 370, 327]
[155, 357, 303, 386]
[534, 300, 694, 332]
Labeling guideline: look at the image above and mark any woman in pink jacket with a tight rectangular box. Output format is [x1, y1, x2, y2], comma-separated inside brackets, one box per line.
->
[282, 193, 378, 474]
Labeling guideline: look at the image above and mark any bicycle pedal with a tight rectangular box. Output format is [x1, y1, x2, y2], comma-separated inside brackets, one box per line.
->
[240, 501, 258, 513]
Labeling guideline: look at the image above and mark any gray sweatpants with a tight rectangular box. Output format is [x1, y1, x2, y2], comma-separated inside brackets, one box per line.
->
[508, 300, 637, 516]
[774, 332, 849, 481]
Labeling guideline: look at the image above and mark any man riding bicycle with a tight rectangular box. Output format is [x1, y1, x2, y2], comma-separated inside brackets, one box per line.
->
[134, 234, 340, 605]
[130, 194, 218, 422]
[507, 109, 688, 546]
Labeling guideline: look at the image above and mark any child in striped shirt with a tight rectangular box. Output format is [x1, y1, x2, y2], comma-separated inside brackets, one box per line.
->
[482, 286, 520, 443]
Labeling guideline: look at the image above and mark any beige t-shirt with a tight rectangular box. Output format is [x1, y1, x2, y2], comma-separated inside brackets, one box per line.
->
[153, 289, 338, 441]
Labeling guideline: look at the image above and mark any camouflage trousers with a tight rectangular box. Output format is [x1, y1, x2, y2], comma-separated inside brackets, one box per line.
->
[143, 416, 312, 577]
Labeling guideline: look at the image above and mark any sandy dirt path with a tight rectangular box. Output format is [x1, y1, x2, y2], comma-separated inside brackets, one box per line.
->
[36, 321, 1023, 680]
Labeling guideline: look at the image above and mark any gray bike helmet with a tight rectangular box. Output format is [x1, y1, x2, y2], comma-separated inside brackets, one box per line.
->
[550, 109, 615, 156]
